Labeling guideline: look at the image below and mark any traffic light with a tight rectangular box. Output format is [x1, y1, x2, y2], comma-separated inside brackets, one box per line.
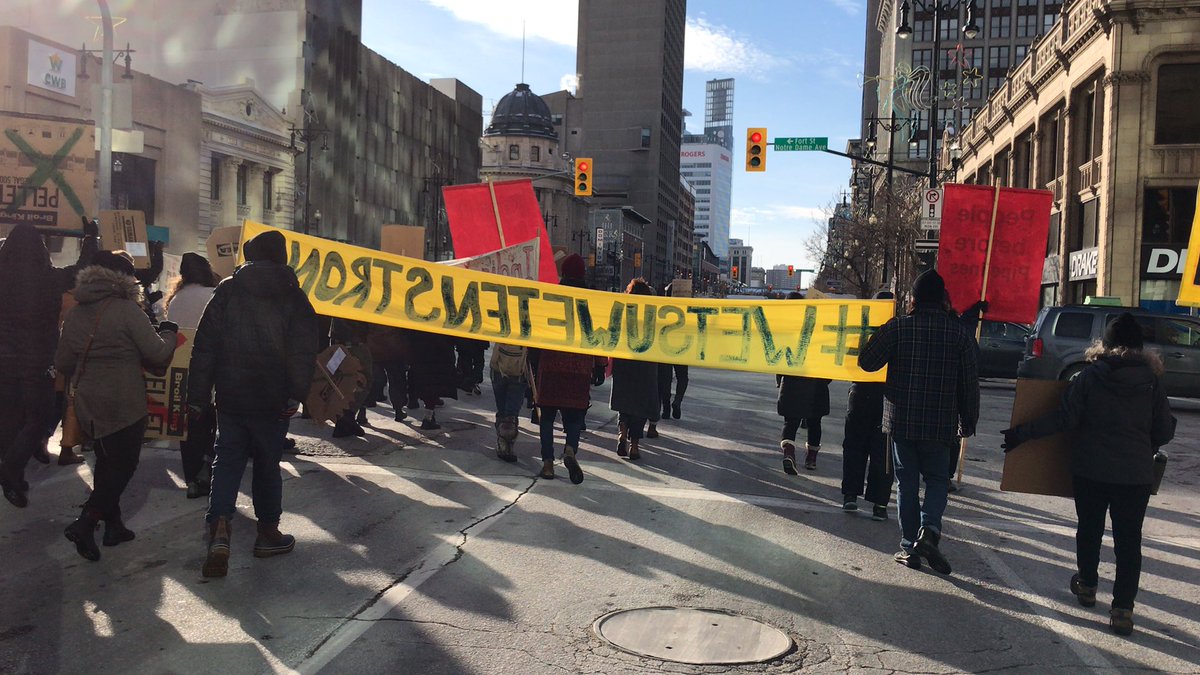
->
[574, 157, 593, 196]
[787, 265, 794, 277]
[732, 265, 739, 279]
[745, 127, 767, 172]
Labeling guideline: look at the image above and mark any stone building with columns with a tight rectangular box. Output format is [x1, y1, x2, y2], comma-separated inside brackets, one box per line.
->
[952, 0, 1200, 312]
[191, 81, 296, 242]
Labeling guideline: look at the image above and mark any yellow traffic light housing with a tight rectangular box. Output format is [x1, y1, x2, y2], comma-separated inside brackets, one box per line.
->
[574, 157, 593, 196]
[745, 128, 766, 172]
[732, 265, 739, 278]
[787, 265, 795, 277]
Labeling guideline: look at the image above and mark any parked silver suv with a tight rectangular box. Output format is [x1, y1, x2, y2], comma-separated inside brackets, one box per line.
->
[1017, 305, 1200, 397]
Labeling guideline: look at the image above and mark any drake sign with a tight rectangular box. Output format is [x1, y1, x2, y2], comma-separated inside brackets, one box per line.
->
[27, 40, 76, 97]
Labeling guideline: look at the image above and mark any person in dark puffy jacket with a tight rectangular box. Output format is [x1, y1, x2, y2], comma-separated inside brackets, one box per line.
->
[610, 279, 660, 462]
[1003, 313, 1175, 637]
[188, 230, 319, 578]
[841, 290, 895, 520]
[0, 222, 98, 508]
[776, 291, 830, 474]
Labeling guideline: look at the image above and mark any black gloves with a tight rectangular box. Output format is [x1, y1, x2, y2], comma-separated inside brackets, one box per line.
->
[157, 320, 179, 334]
[1001, 428, 1022, 452]
[82, 216, 99, 237]
[591, 364, 606, 386]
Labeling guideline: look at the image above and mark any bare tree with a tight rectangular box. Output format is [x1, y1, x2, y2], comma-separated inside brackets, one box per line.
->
[807, 176, 925, 298]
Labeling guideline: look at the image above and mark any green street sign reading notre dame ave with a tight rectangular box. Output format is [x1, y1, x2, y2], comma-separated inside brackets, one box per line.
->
[773, 137, 828, 151]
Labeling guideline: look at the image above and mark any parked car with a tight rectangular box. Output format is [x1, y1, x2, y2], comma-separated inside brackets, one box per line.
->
[978, 320, 1031, 379]
[1017, 305, 1200, 398]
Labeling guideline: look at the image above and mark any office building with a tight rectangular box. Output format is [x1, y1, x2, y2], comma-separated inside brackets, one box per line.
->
[729, 238, 752, 286]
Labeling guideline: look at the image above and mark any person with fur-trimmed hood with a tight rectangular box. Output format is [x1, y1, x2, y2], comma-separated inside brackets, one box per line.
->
[0, 222, 99, 508]
[188, 230, 319, 578]
[56, 251, 179, 561]
[1002, 313, 1175, 636]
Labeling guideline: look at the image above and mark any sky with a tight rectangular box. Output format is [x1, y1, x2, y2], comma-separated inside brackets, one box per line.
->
[362, 0, 869, 271]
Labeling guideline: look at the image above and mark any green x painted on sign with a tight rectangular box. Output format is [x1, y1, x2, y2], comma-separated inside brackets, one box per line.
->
[3, 127, 87, 219]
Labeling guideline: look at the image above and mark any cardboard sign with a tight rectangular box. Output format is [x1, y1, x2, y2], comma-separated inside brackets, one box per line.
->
[159, 252, 182, 289]
[670, 278, 694, 298]
[1000, 378, 1074, 498]
[206, 226, 243, 279]
[938, 184, 1053, 324]
[144, 330, 194, 441]
[380, 225, 426, 258]
[0, 114, 95, 229]
[443, 179, 558, 283]
[305, 345, 367, 424]
[445, 237, 540, 280]
[1176, 179, 1200, 307]
[99, 210, 150, 268]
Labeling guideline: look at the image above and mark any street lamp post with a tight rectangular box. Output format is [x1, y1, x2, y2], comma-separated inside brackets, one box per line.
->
[289, 125, 329, 235]
[896, 0, 980, 187]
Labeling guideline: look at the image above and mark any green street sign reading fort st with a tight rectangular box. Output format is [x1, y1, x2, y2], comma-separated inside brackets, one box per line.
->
[773, 137, 828, 151]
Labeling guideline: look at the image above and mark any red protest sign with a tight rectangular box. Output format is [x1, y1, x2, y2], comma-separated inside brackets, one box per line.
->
[442, 179, 558, 283]
[937, 184, 1053, 324]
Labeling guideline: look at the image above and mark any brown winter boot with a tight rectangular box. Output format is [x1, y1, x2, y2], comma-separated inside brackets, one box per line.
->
[202, 517, 232, 578]
[616, 422, 629, 457]
[253, 521, 296, 558]
[628, 438, 641, 461]
[805, 444, 820, 470]
[58, 447, 85, 465]
[539, 460, 556, 479]
[781, 440, 798, 475]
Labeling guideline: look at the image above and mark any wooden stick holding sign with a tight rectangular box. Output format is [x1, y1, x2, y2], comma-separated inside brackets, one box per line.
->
[956, 185, 1002, 486]
[487, 180, 507, 248]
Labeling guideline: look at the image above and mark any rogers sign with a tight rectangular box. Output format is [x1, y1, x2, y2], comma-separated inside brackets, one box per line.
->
[681, 151, 707, 158]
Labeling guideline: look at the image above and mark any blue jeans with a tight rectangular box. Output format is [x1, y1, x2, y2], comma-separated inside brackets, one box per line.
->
[491, 369, 525, 418]
[539, 407, 585, 461]
[206, 411, 289, 525]
[892, 438, 954, 549]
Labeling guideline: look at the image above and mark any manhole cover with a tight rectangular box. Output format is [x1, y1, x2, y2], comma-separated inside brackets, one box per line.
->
[593, 607, 792, 665]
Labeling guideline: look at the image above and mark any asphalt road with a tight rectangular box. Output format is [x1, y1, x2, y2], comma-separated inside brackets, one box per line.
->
[1, 368, 1197, 674]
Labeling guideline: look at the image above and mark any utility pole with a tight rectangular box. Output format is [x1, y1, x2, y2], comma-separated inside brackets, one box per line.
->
[97, 0, 113, 212]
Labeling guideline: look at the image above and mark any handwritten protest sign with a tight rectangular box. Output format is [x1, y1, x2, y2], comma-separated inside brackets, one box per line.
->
[0, 114, 95, 229]
[443, 179, 558, 283]
[446, 238, 540, 281]
[242, 220, 892, 381]
[144, 330, 194, 441]
[206, 226, 243, 279]
[938, 184, 1053, 324]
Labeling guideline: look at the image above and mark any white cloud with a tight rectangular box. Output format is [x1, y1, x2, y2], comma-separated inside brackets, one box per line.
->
[827, 0, 862, 15]
[559, 72, 579, 95]
[419, 0, 578, 47]
[732, 205, 827, 228]
[685, 18, 787, 75]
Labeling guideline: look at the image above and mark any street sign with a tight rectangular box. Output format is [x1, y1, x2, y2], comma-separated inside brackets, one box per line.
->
[915, 238, 939, 253]
[920, 188, 944, 230]
[773, 137, 828, 151]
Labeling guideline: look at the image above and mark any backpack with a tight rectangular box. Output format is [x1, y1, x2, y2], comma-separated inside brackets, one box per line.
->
[490, 343, 527, 378]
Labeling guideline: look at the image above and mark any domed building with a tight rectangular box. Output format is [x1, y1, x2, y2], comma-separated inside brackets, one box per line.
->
[480, 83, 591, 269]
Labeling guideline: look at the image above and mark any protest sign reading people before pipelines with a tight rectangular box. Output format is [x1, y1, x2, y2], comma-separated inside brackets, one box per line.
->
[240, 221, 893, 382]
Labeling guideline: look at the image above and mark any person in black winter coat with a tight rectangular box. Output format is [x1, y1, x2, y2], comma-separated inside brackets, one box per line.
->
[0, 222, 98, 508]
[776, 291, 831, 474]
[1003, 313, 1174, 637]
[188, 230, 319, 578]
[840, 291, 894, 520]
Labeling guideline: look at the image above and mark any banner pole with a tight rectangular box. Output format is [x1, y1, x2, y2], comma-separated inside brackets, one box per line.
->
[958, 185, 1002, 486]
[487, 180, 507, 248]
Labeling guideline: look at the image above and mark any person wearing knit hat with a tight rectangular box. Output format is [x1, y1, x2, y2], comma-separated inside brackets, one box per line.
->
[858, 270, 980, 576]
[1003, 312, 1174, 636]
[245, 231, 288, 266]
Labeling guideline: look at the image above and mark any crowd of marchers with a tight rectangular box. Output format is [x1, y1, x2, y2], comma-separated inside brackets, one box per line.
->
[0, 224, 1174, 637]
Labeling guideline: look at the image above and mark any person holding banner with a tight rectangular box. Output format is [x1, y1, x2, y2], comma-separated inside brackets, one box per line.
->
[532, 255, 606, 482]
[610, 279, 661, 462]
[188, 231, 319, 578]
[840, 291, 895, 520]
[859, 270, 979, 576]
[166, 253, 219, 499]
[56, 251, 179, 561]
[1001, 313, 1175, 636]
[0, 222, 99, 508]
[776, 292, 831, 474]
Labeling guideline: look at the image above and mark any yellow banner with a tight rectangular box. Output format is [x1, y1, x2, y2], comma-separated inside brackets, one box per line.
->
[1177, 179, 1200, 308]
[240, 221, 891, 381]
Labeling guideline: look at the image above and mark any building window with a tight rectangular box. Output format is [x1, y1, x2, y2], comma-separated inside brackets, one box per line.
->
[263, 171, 274, 211]
[236, 164, 248, 206]
[990, 15, 1011, 38]
[1043, 11, 1059, 32]
[508, 144, 520, 160]
[641, 127, 652, 148]
[939, 17, 959, 40]
[989, 46, 1010, 70]
[914, 19, 934, 41]
[909, 138, 929, 160]
[1016, 13, 1039, 37]
[210, 156, 221, 201]
[1015, 45, 1028, 64]
[1155, 63, 1200, 144]
[988, 76, 1006, 94]
[531, 145, 540, 162]
[1144, 187, 1197, 243]
[550, 113, 563, 125]
[991, 0, 1011, 8]
[912, 48, 932, 71]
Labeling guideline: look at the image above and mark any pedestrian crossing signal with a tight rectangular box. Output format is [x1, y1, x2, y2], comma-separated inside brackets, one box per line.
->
[574, 158, 593, 197]
[746, 128, 766, 172]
